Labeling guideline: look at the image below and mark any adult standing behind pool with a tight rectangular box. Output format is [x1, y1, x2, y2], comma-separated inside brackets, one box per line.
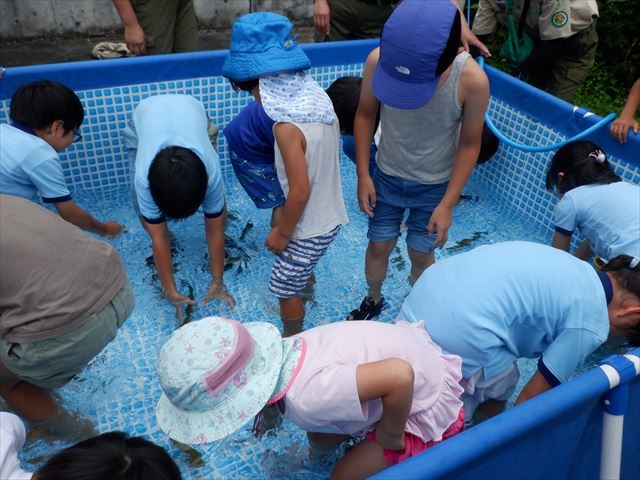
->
[313, 0, 395, 41]
[111, 0, 198, 55]
[314, 0, 491, 57]
[397, 241, 640, 425]
[121, 94, 235, 321]
[0, 195, 135, 436]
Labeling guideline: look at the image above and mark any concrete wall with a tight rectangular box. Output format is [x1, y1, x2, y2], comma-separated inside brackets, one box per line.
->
[0, 0, 314, 39]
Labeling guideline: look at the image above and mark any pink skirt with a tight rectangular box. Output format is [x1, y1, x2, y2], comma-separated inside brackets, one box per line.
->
[365, 408, 465, 466]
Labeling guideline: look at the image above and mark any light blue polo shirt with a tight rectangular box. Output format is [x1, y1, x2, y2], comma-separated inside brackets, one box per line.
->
[553, 182, 640, 262]
[0, 123, 72, 203]
[124, 94, 224, 223]
[398, 241, 610, 385]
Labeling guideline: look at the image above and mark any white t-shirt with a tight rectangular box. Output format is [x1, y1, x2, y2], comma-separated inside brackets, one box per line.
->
[0, 412, 32, 480]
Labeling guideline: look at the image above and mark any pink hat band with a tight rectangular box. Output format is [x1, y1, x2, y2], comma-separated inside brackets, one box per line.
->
[201, 321, 255, 397]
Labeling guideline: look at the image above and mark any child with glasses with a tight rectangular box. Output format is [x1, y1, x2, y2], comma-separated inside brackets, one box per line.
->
[0, 80, 123, 238]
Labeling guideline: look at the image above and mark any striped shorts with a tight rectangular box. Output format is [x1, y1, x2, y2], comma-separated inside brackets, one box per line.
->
[268, 226, 341, 298]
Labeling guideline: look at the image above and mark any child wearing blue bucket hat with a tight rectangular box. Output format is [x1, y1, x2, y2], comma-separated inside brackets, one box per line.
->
[222, 12, 348, 337]
[155, 316, 465, 478]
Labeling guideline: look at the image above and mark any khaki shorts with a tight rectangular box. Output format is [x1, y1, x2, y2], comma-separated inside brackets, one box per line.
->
[0, 281, 134, 389]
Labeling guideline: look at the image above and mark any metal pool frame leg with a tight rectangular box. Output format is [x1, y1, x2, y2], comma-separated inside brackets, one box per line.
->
[599, 354, 640, 480]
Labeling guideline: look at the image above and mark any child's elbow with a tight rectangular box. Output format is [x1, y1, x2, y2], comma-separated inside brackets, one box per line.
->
[391, 359, 415, 389]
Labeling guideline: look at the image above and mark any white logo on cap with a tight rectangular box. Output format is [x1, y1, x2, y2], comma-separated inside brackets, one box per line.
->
[395, 65, 410, 75]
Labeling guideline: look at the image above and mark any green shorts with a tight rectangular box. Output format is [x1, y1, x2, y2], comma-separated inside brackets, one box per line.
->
[0, 281, 134, 389]
[324, 0, 393, 41]
[132, 0, 198, 54]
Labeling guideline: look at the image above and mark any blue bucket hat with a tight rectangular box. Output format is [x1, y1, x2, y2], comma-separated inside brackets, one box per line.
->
[373, 0, 459, 109]
[222, 12, 311, 82]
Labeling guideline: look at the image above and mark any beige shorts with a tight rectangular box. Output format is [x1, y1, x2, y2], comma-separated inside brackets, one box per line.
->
[0, 281, 134, 389]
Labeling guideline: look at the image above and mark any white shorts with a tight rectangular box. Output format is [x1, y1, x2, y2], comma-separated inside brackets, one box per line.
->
[460, 362, 520, 422]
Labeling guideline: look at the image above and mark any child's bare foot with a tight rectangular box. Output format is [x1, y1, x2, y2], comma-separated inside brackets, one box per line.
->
[28, 409, 96, 442]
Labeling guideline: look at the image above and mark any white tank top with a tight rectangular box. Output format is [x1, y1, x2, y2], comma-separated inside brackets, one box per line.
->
[274, 120, 348, 239]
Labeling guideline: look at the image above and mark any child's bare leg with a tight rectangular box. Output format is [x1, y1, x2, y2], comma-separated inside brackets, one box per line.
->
[364, 239, 397, 302]
[474, 399, 507, 422]
[407, 247, 435, 285]
[300, 272, 317, 303]
[330, 438, 388, 480]
[0, 362, 57, 423]
[307, 431, 349, 458]
[0, 362, 95, 440]
[280, 296, 304, 337]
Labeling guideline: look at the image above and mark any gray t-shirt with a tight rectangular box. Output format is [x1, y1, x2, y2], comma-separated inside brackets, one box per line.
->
[0, 195, 128, 343]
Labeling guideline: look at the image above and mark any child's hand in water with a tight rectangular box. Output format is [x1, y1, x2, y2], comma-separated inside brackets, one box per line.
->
[103, 220, 125, 238]
[165, 290, 197, 323]
[252, 403, 283, 440]
[202, 280, 236, 309]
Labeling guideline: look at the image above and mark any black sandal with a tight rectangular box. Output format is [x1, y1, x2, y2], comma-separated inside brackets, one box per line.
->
[347, 296, 385, 320]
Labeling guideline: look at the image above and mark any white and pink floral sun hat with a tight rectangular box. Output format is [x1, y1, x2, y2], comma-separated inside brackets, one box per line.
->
[155, 316, 283, 444]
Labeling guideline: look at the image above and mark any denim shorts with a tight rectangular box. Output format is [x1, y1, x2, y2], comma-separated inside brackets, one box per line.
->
[367, 169, 448, 253]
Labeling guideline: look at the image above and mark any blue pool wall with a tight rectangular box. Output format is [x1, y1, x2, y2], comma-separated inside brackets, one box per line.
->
[1, 40, 640, 480]
[1, 40, 639, 248]
[372, 348, 640, 480]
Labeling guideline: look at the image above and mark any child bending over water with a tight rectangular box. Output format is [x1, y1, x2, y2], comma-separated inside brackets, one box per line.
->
[546, 140, 640, 263]
[155, 316, 465, 479]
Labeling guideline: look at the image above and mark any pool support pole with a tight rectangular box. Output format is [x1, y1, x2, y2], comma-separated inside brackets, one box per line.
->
[598, 354, 640, 480]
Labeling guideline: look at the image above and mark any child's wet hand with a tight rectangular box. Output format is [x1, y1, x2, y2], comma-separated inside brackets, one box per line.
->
[103, 220, 125, 238]
[202, 281, 236, 309]
[164, 290, 196, 323]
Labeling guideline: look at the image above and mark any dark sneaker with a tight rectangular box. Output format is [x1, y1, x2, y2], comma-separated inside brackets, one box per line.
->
[347, 296, 385, 320]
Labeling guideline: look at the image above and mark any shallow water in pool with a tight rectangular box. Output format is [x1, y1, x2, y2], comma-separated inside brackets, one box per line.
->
[17, 158, 618, 478]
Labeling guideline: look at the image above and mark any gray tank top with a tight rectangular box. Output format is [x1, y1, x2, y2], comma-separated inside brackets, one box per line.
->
[376, 51, 470, 184]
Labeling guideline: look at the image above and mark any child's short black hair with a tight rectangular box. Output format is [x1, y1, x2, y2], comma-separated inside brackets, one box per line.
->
[230, 78, 260, 93]
[148, 146, 208, 219]
[436, 9, 462, 76]
[325, 76, 380, 136]
[602, 255, 640, 347]
[10, 80, 84, 133]
[477, 123, 499, 164]
[34, 431, 182, 480]
[545, 140, 621, 194]
[326, 77, 361, 136]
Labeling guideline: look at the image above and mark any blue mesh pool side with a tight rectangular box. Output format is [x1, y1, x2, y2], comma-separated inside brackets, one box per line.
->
[1, 39, 639, 479]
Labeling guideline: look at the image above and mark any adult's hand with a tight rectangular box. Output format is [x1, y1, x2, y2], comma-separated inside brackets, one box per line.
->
[314, 0, 331, 36]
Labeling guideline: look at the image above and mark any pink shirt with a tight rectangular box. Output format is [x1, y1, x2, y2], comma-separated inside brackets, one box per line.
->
[284, 321, 463, 442]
